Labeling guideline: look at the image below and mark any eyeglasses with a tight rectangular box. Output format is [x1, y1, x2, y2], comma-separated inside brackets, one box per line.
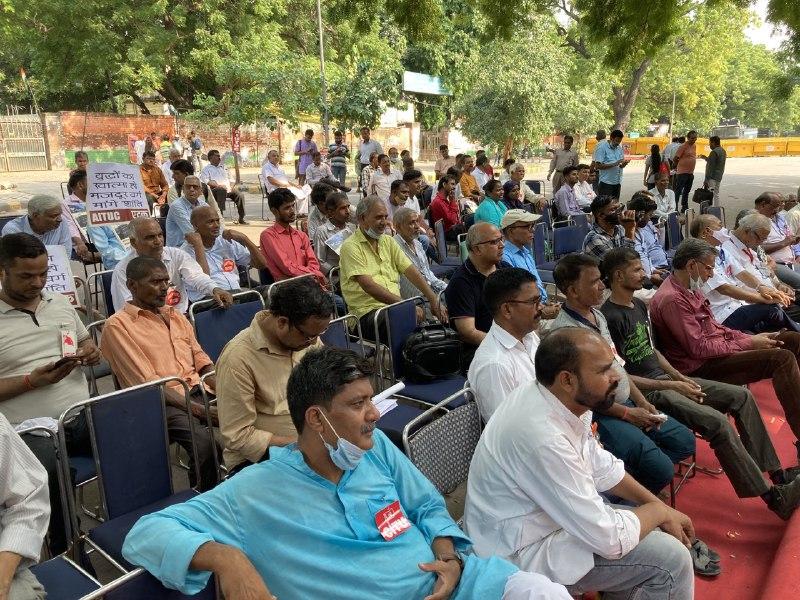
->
[292, 321, 328, 342]
[506, 297, 542, 307]
[475, 237, 504, 247]
[697, 261, 716, 271]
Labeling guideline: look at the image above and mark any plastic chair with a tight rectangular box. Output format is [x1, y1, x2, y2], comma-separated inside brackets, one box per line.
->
[524, 179, 546, 197]
[58, 378, 204, 574]
[665, 212, 682, 251]
[433, 220, 461, 267]
[0, 214, 19, 231]
[319, 313, 374, 358]
[705, 205, 726, 226]
[88, 269, 115, 317]
[79, 567, 216, 600]
[29, 555, 100, 600]
[60, 181, 69, 199]
[552, 224, 585, 258]
[265, 273, 315, 304]
[374, 298, 466, 407]
[258, 173, 269, 220]
[189, 289, 265, 362]
[402, 388, 481, 494]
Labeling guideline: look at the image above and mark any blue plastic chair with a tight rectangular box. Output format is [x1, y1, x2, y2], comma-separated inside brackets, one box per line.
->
[434, 220, 461, 267]
[665, 212, 682, 250]
[552, 224, 585, 258]
[0, 214, 19, 232]
[76, 567, 216, 600]
[59, 378, 202, 574]
[320, 313, 373, 359]
[374, 298, 467, 407]
[705, 205, 726, 225]
[88, 269, 116, 317]
[189, 290, 265, 362]
[30, 556, 100, 600]
[525, 179, 546, 197]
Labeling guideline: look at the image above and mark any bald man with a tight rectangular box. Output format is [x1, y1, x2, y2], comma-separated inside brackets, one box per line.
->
[111, 216, 233, 314]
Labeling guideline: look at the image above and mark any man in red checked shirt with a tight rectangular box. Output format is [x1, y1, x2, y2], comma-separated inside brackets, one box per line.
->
[261, 188, 345, 313]
[430, 173, 465, 242]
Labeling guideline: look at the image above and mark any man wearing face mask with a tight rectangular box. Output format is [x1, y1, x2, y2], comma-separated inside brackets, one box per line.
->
[464, 328, 695, 598]
[650, 238, 800, 463]
[340, 195, 446, 341]
[628, 192, 669, 286]
[689, 213, 800, 333]
[123, 347, 573, 600]
[583, 195, 637, 259]
[549, 254, 696, 495]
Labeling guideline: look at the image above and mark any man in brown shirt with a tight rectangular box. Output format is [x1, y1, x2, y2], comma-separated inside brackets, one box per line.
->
[140, 150, 169, 210]
[215, 277, 334, 474]
[101, 255, 220, 491]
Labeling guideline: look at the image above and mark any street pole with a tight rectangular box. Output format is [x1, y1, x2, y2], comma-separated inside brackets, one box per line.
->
[669, 90, 676, 138]
[316, 0, 330, 146]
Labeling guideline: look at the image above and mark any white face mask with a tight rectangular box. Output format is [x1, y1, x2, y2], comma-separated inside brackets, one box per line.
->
[689, 264, 705, 291]
[711, 227, 731, 244]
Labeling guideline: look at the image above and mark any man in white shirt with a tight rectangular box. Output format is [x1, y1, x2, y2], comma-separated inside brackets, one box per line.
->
[305, 151, 334, 187]
[161, 147, 181, 187]
[0, 412, 50, 599]
[573, 163, 596, 209]
[649, 172, 677, 219]
[468, 268, 541, 422]
[662, 137, 680, 167]
[357, 126, 383, 182]
[261, 149, 304, 194]
[464, 327, 695, 599]
[200, 149, 247, 225]
[368, 153, 402, 205]
[392, 207, 446, 301]
[111, 217, 234, 314]
[755, 191, 800, 289]
[690, 213, 798, 333]
[472, 154, 492, 190]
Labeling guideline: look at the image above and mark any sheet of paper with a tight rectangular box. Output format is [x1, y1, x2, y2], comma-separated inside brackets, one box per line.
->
[45, 245, 78, 305]
[86, 163, 150, 226]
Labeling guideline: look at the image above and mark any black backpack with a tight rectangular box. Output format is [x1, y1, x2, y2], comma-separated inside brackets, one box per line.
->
[402, 322, 462, 382]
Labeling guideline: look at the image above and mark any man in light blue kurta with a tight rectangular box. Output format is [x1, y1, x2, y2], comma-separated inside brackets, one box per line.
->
[123, 347, 570, 600]
[2, 196, 73, 259]
[165, 176, 212, 247]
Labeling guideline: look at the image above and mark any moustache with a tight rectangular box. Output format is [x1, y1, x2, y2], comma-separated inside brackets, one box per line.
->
[361, 423, 376, 434]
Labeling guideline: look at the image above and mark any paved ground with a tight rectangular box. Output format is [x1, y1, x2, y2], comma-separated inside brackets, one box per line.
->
[3, 156, 800, 231]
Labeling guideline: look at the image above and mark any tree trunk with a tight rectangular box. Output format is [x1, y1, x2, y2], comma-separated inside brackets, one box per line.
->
[503, 137, 513, 161]
[160, 76, 188, 108]
[130, 92, 151, 115]
[611, 58, 652, 131]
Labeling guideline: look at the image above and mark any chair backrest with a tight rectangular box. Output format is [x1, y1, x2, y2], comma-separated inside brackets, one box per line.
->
[82, 567, 215, 600]
[699, 200, 711, 215]
[525, 179, 544, 195]
[60, 181, 69, 199]
[76, 381, 175, 520]
[665, 212, 682, 250]
[538, 202, 552, 230]
[457, 233, 468, 262]
[266, 273, 315, 304]
[88, 269, 116, 316]
[571, 213, 590, 234]
[257, 174, 268, 199]
[533, 221, 548, 264]
[157, 216, 167, 239]
[320, 313, 359, 350]
[706, 205, 725, 226]
[0, 214, 19, 231]
[375, 298, 419, 381]
[190, 290, 265, 362]
[403, 389, 481, 494]
[552, 224, 584, 258]
[434, 219, 448, 263]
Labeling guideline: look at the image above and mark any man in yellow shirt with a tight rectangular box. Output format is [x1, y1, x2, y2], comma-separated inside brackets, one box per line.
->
[459, 155, 483, 203]
[339, 195, 447, 340]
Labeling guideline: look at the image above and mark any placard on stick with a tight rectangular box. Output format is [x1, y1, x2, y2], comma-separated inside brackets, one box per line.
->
[45, 245, 78, 305]
[86, 163, 150, 226]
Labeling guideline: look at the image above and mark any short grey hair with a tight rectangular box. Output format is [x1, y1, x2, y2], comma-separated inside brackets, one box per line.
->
[510, 162, 525, 174]
[672, 238, 718, 270]
[128, 216, 158, 241]
[27, 195, 61, 216]
[392, 206, 418, 228]
[737, 212, 771, 235]
[356, 194, 385, 220]
[735, 208, 757, 229]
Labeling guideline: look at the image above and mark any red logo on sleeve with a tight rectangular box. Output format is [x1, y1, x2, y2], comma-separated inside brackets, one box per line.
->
[222, 258, 235, 273]
[166, 287, 182, 306]
[375, 500, 411, 541]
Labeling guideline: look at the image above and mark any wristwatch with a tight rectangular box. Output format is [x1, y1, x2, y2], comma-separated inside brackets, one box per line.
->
[436, 552, 464, 570]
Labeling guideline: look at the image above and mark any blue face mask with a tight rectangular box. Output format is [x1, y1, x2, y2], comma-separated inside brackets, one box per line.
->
[319, 411, 367, 471]
[364, 226, 383, 240]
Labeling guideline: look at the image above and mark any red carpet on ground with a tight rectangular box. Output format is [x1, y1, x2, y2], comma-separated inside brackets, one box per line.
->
[676, 380, 799, 600]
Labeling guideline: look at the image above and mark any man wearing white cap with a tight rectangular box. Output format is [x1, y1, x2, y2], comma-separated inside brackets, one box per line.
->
[500, 209, 560, 319]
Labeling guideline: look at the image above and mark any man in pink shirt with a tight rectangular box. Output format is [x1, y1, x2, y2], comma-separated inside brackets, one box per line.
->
[260, 189, 344, 312]
[650, 237, 800, 460]
[673, 130, 697, 213]
[430, 173, 464, 241]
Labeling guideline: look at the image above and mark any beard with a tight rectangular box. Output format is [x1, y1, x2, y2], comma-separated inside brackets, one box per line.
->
[575, 378, 618, 412]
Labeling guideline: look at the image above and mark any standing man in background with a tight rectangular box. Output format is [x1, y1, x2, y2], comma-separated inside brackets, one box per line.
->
[673, 131, 698, 213]
[547, 135, 579, 195]
[328, 130, 350, 187]
[701, 135, 727, 208]
[294, 129, 317, 186]
[590, 130, 607, 194]
[357, 127, 383, 193]
[435, 144, 456, 180]
[594, 130, 629, 200]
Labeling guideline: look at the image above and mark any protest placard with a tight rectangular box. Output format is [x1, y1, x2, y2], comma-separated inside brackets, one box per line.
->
[45, 245, 78, 305]
[86, 163, 150, 226]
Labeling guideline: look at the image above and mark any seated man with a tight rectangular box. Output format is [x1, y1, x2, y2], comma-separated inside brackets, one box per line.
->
[215, 277, 332, 474]
[0, 412, 50, 599]
[307, 182, 336, 242]
[459, 154, 483, 203]
[500, 210, 559, 320]
[181, 206, 267, 302]
[314, 192, 357, 280]
[628, 192, 669, 286]
[508, 162, 546, 212]
[583, 195, 637, 259]
[67, 169, 127, 269]
[200, 149, 247, 225]
[573, 163, 596, 209]
[262, 149, 301, 194]
[464, 328, 694, 598]
[446, 223, 505, 369]
[650, 172, 676, 219]
[2, 195, 72, 259]
[168, 159, 213, 208]
[468, 268, 542, 422]
[650, 238, 800, 461]
[140, 150, 169, 209]
[550, 253, 695, 494]
[166, 175, 213, 247]
[122, 346, 571, 600]
[430, 174, 465, 241]
[755, 192, 800, 289]
[552, 166, 584, 221]
[101, 256, 221, 491]
[111, 217, 233, 314]
[0, 233, 101, 556]
[367, 153, 402, 207]
[601, 247, 800, 519]
[690, 213, 798, 333]
[340, 195, 445, 341]
[393, 207, 447, 300]
[305, 151, 334, 186]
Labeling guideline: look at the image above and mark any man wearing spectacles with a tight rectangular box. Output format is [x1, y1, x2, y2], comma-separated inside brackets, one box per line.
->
[215, 277, 334, 475]
[468, 268, 544, 422]
[445, 222, 506, 371]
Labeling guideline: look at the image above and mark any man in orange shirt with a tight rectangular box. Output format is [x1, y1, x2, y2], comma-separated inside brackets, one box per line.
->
[140, 150, 169, 210]
[673, 130, 698, 213]
[459, 155, 483, 203]
[101, 255, 221, 491]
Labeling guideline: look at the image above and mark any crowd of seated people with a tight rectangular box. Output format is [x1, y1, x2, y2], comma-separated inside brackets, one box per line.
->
[8, 144, 800, 600]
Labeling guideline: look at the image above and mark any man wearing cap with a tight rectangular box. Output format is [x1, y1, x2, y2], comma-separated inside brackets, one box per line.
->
[500, 210, 560, 320]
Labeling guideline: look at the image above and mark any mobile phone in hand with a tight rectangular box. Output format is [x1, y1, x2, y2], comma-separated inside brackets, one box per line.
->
[53, 356, 79, 369]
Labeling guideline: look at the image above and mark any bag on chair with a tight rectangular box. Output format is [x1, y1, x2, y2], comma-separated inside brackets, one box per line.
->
[691, 188, 714, 204]
[402, 322, 462, 382]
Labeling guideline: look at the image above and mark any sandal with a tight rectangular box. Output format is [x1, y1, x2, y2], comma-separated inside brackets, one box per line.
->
[692, 538, 721, 563]
[690, 539, 721, 577]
